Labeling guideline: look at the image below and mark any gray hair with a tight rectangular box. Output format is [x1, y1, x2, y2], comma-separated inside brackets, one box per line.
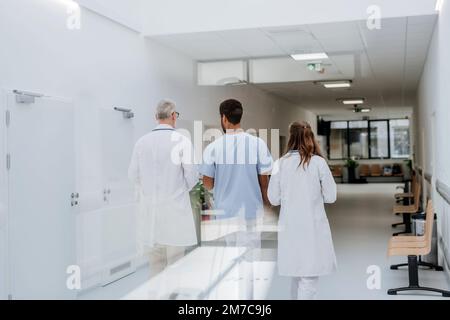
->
[156, 99, 176, 120]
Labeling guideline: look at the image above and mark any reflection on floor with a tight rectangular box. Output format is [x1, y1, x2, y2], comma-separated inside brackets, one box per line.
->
[79, 184, 450, 300]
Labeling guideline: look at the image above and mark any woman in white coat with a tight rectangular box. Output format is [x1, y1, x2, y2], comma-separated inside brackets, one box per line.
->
[268, 121, 337, 300]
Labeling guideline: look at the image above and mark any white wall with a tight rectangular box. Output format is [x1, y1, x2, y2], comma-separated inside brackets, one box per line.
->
[275, 102, 317, 136]
[0, 0, 314, 292]
[417, 0, 450, 273]
[75, 0, 144, 32]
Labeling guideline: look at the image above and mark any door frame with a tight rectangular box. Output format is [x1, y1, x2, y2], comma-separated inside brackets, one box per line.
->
[0, 89, 11, 299]
[3, 88, 78, 299]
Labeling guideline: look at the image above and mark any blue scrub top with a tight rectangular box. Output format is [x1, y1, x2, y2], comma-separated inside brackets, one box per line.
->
[200, 132, 273, 220]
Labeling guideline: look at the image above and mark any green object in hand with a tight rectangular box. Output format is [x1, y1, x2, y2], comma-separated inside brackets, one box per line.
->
[190, 181, 213, 211]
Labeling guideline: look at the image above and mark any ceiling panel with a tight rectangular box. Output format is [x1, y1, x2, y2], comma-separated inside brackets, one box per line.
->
[153, 33, 244, 60]
[216, 29, 284, 57]
[263, 27, 322, 54]
[308, 21, 360, 39]
[318, 37, 365, 53]
[150, 15, 437, 115]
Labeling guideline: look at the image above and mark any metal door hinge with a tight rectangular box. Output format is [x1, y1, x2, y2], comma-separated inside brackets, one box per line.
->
[5, 110, 10, 127]
[6, 154, 10, 170]
[71, 192, 80, 207]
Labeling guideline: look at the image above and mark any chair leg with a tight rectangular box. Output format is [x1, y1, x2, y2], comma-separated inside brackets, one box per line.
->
[404, 214, 412, 233]
[391, 258, 443, 271]
[393, 214, 411, 236]
[392, 222, 405, 228]
[418, 256, 444, 271]
[388, 286, 450, 297]
[393, 231, 410, 236]
[388, 256, 450, 297]
[390, 263, 408, 270]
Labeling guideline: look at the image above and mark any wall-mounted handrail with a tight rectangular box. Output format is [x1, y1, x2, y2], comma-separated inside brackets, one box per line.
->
[436, 179, 450, 205]
[425, 172, 432, 184]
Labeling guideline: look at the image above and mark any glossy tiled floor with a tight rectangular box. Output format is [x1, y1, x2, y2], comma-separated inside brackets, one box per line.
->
[79, 183, 450, 300]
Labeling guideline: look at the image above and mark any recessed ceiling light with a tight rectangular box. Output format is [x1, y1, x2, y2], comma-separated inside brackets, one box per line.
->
[317, 80, 352, 89]
[291, 53, 329, 61]
[341, 98, 365, 105]
[436, 0, 444, 11]
[352, 107, 371, 113]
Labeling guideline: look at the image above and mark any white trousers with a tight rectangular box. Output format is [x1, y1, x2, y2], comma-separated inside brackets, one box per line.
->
[291, 277, 319, 300]
[224, 219, 261, 300]
[148, 244, 186, 278]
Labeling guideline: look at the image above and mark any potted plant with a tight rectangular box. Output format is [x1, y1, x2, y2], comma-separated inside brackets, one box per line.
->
[189, 181, 213, 245]
[344, 158, 359, 183]
[403, 159, 413, 180]
[404, 159, 412, 171]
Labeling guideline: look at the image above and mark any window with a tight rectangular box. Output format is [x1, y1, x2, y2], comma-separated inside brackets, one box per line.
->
[390, 119, 410, 158]
[349, 121, 369, 159]
[326, 119, 411, 159]
[369, 121, 389, 158]
[329, 121, 348, 159]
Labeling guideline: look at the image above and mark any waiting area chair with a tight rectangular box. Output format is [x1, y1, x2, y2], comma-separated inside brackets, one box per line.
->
[392, 163, 404, 177]
[359, 164, 370, 177]
[392, 180, 421, 236]
[370, 164, 382, 177]
[387, 200, 450, 297]
[330, 165, 343, 178]
[395, 172, 416, 201]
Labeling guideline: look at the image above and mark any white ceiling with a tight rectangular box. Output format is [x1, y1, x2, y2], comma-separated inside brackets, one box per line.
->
[151, 15, 437, 116]
[141, 0, 437, 36]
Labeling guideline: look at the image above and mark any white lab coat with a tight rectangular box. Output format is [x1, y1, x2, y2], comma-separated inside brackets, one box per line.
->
[128, 124, 199, 253]
[268, 153, 337, 277]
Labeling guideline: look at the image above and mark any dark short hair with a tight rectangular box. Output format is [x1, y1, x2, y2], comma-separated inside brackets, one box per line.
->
[220, 99, 243, 125]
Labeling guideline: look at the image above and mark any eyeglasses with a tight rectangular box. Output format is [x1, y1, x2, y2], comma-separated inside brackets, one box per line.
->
[173, 111, 180, 119]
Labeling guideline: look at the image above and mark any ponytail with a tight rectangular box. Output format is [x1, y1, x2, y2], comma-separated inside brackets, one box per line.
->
[286, 121, 323, 168]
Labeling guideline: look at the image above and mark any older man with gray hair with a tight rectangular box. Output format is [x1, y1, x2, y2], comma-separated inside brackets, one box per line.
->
[128, 99, 199, 278]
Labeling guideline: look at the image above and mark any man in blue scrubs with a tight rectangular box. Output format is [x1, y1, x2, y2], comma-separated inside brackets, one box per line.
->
[200, 99, 273, 299]
[201, 99, 273, 219]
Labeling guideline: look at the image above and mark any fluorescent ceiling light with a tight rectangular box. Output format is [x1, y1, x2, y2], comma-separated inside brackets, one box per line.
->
[352, 107, 371, 113]
[319, 80, 352, 89]
[436, 0, 444, 11]
[325, 83, 351, 89]
[291, 53, 329, 61]
[342, 99, 365, 105]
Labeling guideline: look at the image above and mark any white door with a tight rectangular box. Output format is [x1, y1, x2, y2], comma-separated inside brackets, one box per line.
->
[7, 91, 76, 299]
[99, 109, 136, 283]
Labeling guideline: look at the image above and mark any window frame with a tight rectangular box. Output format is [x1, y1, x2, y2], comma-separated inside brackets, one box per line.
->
[328, 121, 349, 160]
[326, 118, 410, 160]
[348, 120, 369, 160]
[389, 119, 412, 159]
[368, 120, 390, 160]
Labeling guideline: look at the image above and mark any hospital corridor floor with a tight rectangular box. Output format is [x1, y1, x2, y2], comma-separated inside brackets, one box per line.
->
[79, 184, 450, 300]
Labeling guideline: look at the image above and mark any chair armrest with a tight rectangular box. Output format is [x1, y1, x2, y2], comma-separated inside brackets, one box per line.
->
[390, 235, 425, 242]
[389, 240, 426, 248]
